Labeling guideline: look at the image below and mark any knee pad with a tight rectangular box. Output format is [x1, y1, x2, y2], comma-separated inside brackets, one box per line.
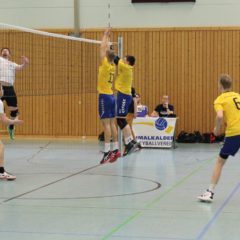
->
[117, 118, 127, 130]
[219, 153, 229, 160]
[10, 109, 19, 118]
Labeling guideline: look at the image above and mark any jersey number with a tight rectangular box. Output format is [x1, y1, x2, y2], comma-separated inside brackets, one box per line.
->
[233, 97, 240, 110]
[108, 73, 114, 84]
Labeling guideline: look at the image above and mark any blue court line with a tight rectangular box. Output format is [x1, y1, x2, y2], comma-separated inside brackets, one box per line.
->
[101, 157, 215, 240]
[196, 182, 240, 240]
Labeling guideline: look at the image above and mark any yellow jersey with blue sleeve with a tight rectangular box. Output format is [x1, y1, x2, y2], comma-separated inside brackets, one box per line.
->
[214, 91, 240, 137]
[115, 59, 133, 95]
[97, 57, 115, 95]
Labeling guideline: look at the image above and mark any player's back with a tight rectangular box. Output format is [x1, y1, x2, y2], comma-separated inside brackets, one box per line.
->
[97, 57, 115, 95]
[214, 91, 240, 137]
[115, 59, 133, 95]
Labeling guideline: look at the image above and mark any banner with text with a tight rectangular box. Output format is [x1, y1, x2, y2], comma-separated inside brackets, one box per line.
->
[133, 117, 177, 148]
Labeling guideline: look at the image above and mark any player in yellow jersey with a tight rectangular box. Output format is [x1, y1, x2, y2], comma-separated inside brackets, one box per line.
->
[114, 55, 140, 156]
[198, 74, 240, 202]
[97, 29, 120, 164]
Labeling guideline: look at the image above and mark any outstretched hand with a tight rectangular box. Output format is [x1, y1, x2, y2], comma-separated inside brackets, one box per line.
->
[104, 28, 111, 36]
[21, 56, 29, 65]
[14, 119, 24, 125]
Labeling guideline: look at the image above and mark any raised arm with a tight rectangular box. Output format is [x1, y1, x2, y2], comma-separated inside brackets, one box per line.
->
[100, 28, 111, 59]
[15, 56, 29, 70]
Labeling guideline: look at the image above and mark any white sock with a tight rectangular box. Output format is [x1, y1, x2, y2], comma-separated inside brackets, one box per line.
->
[125, 136, 133, 145]
[104, 143, 111, 153]
[112, 142, 119, 151]
[208, 184, 216, 192]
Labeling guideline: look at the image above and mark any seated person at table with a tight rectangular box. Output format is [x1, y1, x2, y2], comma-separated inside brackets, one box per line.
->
[136, 93, 148, 117]
[151, 95, 175, 117]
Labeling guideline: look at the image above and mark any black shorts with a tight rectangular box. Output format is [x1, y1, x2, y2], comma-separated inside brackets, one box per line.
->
[1, 86, 18, 107]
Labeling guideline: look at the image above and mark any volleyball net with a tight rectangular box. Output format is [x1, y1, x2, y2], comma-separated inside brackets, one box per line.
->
[0, 23, 120, 136]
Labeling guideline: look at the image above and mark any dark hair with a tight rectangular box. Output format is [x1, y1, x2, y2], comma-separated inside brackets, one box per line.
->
[106, 50, 115, 63]
[219, 74, 232, 89]
[126, 55, 135, 66]
[1, 47, 11, 54]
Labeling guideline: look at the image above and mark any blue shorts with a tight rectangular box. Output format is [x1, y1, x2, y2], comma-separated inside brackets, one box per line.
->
[116, 91, 132, 117]
[220, 135, 240, 159]
[98, 94, 115, 119]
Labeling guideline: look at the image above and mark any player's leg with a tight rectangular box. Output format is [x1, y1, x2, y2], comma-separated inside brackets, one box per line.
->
[107, 94, 120, 162]
[210, 156, 227, 187]
[109, 118, 121, 162]
[8, 106, 18, 140]
[126, 113, 135, 140]
[100, 118, 113, 163]
[116, 92, 138, 156]
[4, 86, 18, 140]
[198, 136, 240, 202]
[0, 141, 16, 181]
[126, 113, 142, 150]
[198, 156, 226, 202]
[99, 94, 114, 164]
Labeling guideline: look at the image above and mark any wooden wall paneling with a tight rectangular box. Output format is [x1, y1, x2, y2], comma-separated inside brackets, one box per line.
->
[85, 41, 93, 136]
[148, 31, 153, 111]
[67, 40, 73, 135]
[210, 30, 217, 130]
[88, 35, 96, 136]
[34, 36, 43, 135]
[153, 31, 158, 107]
[195, 30, 203, 132]
[81, 42, 87, 137]
[182, 31, 189, 131]
[203, 31, 210, 132]
[174, 31, 181, 133]
[228, 31, 233, 81]
[138, 31, 146, 105]
[166, 29, 171, 104]
[232, 31, 240, 92]
[152, 31, 157, 106]
[173, 31, 178, 120]
[180, 31, 186, 132]
[162, 31, 167, 108]
[187, 31, 192, 132]
[1, 27, 240, 136]
[190, 30, 196, 132]
[212, 30, 219, 112]
[133, 31, 139, 94]
[75, 40, 82, 136]
[208, 30, 213, 132]
[170, 30, 175, 111]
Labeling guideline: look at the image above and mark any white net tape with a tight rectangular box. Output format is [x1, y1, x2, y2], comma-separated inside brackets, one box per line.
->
[0, 23, 117, 45]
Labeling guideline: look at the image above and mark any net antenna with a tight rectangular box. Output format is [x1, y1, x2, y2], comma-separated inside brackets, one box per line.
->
[108, 2, 111, 28]
[73, 0, 80, 37]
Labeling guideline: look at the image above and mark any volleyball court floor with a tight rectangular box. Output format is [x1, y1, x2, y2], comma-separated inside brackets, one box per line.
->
[0, 138, 239, 240]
